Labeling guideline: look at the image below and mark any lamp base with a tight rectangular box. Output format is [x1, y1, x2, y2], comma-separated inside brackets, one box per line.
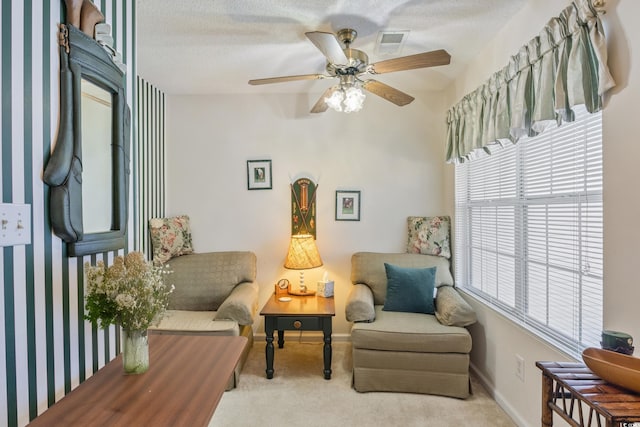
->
[287, 289, 316, 296]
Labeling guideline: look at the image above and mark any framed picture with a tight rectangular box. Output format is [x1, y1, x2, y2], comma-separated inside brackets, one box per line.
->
[335, 190, 361, 221]
[247, 160, 272, 190]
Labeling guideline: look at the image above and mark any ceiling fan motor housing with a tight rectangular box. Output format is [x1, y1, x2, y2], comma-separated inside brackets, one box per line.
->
[326, 48, 368, 76]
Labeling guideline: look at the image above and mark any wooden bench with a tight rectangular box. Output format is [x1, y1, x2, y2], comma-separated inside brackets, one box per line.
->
[537, 361, 640, 427]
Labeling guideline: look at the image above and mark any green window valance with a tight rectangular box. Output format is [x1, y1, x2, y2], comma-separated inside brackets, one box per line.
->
[445, 0, 615, 163]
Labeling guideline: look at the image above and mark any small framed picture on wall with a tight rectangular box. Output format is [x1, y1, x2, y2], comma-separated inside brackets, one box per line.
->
[247, 160, 272, 190]
[335, 190, 361, 221]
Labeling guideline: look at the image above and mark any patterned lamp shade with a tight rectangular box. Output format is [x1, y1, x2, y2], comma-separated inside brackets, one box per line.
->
[284, 234, 323, 270]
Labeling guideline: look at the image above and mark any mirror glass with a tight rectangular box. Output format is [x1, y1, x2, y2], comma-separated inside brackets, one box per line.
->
[81, 79, 113, 233]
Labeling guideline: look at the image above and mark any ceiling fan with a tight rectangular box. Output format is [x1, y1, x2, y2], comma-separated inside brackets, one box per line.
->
[248, 28, 451, 113]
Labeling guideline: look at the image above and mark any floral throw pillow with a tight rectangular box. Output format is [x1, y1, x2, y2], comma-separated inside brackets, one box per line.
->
[407, 216, 451, 259]
[149, 215, 194, 265]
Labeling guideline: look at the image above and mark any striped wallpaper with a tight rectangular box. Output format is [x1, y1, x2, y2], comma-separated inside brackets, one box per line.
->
[136, 76, 166, 254]
[1, 2, 165, 426]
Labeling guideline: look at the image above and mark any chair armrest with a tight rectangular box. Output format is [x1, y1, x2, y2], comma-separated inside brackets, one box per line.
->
[345, 283, 375, 322]
[215, 281, 258, 325]
[435, 285, 477, 327]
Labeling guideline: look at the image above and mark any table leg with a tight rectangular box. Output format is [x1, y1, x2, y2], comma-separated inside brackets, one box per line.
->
[277, 330, 284, 348]
[322, 318, 332, 380]
[541, 372, 553, 427]
[265, 317, 275, 379]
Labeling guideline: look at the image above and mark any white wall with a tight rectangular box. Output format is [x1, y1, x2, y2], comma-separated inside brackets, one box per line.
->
[444, 0, 640, 426]
[165, 90, 449, 336]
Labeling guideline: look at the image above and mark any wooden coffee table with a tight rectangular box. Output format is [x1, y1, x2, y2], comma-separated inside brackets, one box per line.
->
[260, 294, 335, 379]
[28, 334, 247, 426]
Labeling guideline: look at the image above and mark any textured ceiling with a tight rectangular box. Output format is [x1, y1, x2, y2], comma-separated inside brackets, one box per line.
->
[136, 0, 527, 95]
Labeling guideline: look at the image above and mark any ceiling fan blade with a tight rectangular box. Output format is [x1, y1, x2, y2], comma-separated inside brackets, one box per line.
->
[310, 86, 337, 114]
[305, 31, 349, 66]
[248, 74, 326, 85]
[369, 49, 451, 74]
[363, 80, 415, 106]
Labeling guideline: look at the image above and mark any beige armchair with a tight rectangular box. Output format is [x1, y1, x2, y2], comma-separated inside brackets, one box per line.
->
[346, 252, 476, 398]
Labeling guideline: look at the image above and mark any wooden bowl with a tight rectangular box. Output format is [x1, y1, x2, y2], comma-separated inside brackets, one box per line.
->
[582, 347, 640, 393]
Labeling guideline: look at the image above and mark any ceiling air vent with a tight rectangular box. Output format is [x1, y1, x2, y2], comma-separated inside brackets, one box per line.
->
[375, 30, 410, 56]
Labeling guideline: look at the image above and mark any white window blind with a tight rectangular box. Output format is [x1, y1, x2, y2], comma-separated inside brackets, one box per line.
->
[455, 105, 602, 358]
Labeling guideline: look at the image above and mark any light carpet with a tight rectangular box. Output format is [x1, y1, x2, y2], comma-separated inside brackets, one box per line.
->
[209, 340, 516, 427]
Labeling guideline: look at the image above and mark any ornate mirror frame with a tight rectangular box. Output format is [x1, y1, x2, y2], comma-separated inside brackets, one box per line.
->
[43, 24, 130, 257]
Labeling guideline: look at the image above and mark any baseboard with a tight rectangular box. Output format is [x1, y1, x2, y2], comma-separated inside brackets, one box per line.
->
[253, 331, 351, 343]
[470, 362, 530, 427]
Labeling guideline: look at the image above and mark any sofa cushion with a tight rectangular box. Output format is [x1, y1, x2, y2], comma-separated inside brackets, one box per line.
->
[351, 252, 454, 305]
[167, 251, 257, 311]
[351, 306, 472, 353]
[150, 310, 239, 336]
[149, 215, 194, 265]
[382, 263, 435, 314]
[407, 216, 451, 259]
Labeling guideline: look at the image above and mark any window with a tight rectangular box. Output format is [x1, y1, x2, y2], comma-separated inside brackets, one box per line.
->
[454, 106, 602, 358]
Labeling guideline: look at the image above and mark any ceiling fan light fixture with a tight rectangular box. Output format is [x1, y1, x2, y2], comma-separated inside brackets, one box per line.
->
[325, 84, 366, 113]
[343, 85, 366, 113]
[324, 88, 344, 112]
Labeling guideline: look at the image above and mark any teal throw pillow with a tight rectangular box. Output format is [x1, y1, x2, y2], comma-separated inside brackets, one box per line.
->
[382, 263, 436, 314]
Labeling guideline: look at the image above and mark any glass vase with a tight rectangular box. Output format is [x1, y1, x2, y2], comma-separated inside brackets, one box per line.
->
[122, 329, 149, 374]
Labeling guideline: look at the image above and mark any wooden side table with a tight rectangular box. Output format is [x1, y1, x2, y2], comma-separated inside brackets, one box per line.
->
[260, 294, 335, 379]
[536, 361, 640, 427]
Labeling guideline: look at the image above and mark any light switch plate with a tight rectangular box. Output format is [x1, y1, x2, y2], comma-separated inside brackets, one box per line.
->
[0, 203, 32, 246]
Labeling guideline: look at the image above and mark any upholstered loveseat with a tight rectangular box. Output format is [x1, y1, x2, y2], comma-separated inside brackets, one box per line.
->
[149, 251, 258, 389]
[146, 216, 258, 389]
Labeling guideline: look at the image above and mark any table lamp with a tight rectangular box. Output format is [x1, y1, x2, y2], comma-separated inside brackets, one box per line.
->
[284, 234, 323, 295]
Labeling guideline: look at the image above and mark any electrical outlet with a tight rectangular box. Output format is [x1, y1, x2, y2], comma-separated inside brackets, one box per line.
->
[516, 354, 525, 382]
